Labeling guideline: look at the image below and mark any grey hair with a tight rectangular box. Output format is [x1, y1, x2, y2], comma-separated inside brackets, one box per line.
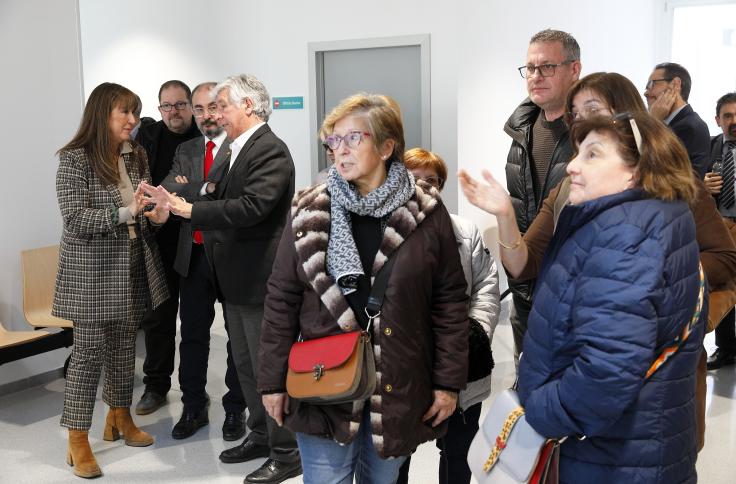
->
[213, 74, 272, 122]
[530, 29, 580, 61]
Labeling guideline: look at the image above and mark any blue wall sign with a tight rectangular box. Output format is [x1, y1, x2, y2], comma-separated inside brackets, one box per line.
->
[273, 96, 304, 110]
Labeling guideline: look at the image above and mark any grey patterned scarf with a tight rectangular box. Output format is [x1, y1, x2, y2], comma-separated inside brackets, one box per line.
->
[326, 159, 415, 294]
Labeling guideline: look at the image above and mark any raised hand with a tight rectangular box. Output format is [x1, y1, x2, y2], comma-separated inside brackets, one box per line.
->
[458, 169, 514, 217]
[704, 172, 723, 195]
[138, 181, 172, 210]
[649, 86, 677, 121]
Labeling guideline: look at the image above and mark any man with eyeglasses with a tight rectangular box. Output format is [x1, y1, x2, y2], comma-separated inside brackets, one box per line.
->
[504, 29, 581, 370]
[644, 62, 710, 179]
[157, 82, 247, 441]
[136, 80, 201, 416]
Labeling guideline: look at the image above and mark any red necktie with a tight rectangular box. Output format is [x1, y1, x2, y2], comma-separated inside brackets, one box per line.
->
[193, 140, 216, 244]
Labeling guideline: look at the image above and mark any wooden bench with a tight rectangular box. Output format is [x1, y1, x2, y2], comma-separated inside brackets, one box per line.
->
[21, 245, 73, 329]
[0, 320, 49, 350]
[0, 246, 74, 367]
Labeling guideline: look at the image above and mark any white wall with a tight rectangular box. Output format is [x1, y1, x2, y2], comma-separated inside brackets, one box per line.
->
[78, 0, 461, 210]
[0, 0, 84, 385]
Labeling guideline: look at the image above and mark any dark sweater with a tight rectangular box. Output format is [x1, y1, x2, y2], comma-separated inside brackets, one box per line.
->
[345, 213, 382, 329]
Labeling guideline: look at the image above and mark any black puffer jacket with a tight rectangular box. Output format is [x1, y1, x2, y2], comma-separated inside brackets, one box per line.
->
[504, 98, 572, 234]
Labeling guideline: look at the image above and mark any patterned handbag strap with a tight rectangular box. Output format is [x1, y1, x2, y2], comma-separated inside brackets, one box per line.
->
[482, 406, 526, 472]
[645, 263, 705, 380]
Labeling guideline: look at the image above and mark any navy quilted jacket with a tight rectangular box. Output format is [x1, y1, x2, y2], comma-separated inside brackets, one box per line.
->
[517, 188, 705, 484]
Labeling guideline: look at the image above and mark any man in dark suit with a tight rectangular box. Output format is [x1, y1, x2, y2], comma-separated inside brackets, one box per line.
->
[703, 92, 736, 370]
[144, 74, 300, 484]
[160, 82, 246, 441]
[644, 62, 710, 179]
[136, 80, 201, 415]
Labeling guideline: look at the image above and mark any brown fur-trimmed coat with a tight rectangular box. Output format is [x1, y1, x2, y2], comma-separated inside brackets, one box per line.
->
[257, 181, 469, 458]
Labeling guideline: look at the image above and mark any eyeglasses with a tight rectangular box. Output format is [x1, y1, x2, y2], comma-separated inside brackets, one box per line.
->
[644, 78, 672, 90]
[518, 60, 576, 79]
[159, 101, 190, 112]
[417, 176, 444, 189]
[612, 112, 643, 156]
[193, 104, 218, 117]
[324, 131, 372, 150]
[569, 106, 604, 122]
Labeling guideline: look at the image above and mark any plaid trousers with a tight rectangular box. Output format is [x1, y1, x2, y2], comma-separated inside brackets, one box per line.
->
[61, 237, 148, 430]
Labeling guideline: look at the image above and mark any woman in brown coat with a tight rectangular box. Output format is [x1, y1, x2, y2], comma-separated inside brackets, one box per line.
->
[55, 82, 169, 478]
[257, 93, 469, 483]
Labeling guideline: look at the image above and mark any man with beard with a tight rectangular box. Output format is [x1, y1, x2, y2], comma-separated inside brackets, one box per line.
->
[704, 92, 736, 370]
[136, 80, 201, 415]
[141, 73, 299, 484]
[160, 82, 246, 440]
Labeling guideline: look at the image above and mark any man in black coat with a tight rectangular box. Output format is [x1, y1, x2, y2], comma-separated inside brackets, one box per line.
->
[645, 62, 710, 179]
[136, 80, 201, 415]
[504, 29, 581, 368]
[144, 74, 300, 484]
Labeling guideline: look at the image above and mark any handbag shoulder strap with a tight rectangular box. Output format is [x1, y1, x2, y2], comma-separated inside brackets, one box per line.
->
[645, 263, 705, 379]
[363, 255, 397, 329]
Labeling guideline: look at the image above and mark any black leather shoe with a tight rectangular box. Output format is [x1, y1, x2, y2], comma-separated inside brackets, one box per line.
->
[222, 411, 246, 441]
[135, 391, 167, 415]
[707, 349, 736, 370]
[172, 407, 209, 440]
[219, 438, 270, 464]
[244, 458, 303, 483]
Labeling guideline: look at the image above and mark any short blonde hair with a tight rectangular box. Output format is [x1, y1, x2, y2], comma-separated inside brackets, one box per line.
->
[320, 93, 404, 160]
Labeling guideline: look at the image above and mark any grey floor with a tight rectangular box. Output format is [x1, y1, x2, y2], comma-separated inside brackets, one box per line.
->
[0, 301, 734, 483]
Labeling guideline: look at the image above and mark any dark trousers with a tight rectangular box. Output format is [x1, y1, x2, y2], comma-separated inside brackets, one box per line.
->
[396, 403, 482, 484]
[141, 237, 179, 395]
[225, 303, 298, 462]
[510, 292, 532, 367]
[178, 243, 245, 414]
[715, 307, 736, 353]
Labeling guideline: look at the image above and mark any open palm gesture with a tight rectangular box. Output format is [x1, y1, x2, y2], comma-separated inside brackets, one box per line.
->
[458, 169, 513, 217]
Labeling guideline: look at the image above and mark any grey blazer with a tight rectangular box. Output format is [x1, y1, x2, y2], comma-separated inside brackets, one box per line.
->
[161, 136, 231, 277]
[53, 146, 169, 322]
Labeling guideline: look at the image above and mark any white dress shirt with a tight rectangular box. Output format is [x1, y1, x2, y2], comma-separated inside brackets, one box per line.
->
[229, 122, 266, 170]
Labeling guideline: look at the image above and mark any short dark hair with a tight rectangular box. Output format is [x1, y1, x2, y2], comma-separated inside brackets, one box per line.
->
[158, 80, 192, 102]
[716, 92, 736, 117]
[655, 62, 692, 102]
[530, 29, 580, 61]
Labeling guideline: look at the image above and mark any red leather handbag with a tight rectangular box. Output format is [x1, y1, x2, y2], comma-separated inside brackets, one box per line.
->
[286, 330, 376, 404]
[285, 256, 396, 405]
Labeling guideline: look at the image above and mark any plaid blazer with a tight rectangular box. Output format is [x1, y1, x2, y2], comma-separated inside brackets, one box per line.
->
[52, 145, 169, 322]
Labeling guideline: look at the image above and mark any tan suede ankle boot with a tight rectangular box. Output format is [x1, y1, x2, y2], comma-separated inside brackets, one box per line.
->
[67, 429, 102, 478]
[103, 407, 154, 447]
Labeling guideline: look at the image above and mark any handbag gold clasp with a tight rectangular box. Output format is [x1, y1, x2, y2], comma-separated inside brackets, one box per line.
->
[313, 364, 325, 381]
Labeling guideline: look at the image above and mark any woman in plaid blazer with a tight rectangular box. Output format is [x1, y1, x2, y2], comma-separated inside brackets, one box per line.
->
[54, 83, 169, 478]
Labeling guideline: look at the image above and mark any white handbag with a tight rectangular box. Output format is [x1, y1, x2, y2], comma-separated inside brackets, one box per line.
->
[467, 389, 557, 484]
